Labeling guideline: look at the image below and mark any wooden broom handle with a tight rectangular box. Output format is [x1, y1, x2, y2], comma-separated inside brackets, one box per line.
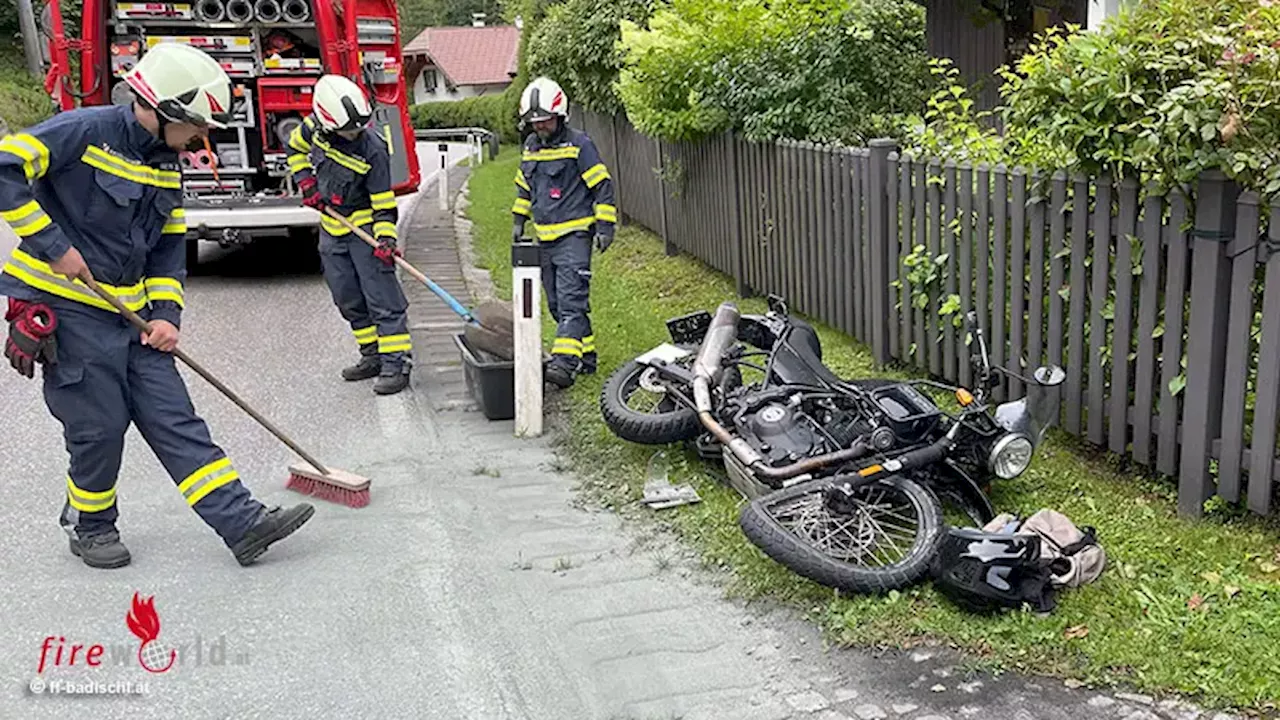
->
[323, 206, 432, 287]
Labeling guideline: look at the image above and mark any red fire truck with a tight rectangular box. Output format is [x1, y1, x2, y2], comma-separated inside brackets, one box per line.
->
[38, 0, 421, 265]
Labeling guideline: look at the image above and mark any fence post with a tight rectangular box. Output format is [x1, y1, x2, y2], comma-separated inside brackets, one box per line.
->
[611, 114, 623, 224]
[728, 133, 750, 298]
[867, 139, 897, 368]
[1178, 170, 1238, 517]
[656, 138, 676, 256]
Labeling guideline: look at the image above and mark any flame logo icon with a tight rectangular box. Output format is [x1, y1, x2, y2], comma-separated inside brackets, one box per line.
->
[126, 593, 177, 674]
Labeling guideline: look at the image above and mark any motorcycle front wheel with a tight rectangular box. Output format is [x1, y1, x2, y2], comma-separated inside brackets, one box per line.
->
[738, 475, 944, 594]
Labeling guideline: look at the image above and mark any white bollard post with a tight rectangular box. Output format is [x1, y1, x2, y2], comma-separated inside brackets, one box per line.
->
[512, 241, 543, 438]
[438, 142, 449, 211]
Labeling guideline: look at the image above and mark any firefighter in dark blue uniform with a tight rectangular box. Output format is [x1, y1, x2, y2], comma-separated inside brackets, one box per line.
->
[288, 74, 412, 396]
[513, 77, 617, 389]
[0, 44, 314, 569]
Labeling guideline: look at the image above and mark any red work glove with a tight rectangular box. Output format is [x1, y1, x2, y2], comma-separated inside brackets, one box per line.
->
[373, 238, 401, 267]
[4, 298, 58, 378]
[298, 177, 326, 210]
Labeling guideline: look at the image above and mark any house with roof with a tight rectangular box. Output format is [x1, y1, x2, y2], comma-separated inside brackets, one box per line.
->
[402, 18, 521, 105]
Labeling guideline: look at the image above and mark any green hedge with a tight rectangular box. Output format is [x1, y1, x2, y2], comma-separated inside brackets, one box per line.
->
[409, 92, 521, 144]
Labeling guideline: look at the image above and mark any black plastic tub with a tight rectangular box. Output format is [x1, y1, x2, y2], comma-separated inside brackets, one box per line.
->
[454, 332, 515, 421]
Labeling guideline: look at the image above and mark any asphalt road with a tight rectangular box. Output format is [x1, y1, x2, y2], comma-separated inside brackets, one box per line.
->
[0, 144, 1230, 720]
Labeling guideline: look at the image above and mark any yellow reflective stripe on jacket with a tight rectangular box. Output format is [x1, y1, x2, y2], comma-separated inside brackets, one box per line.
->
[582, 163, 610, 188]
[288, 124, 312, 153]
[144, 277, 184, 308]
[287, 153, 311, 172]
[512, 197, 532, 216]
[314, 137, 371, 174]
[178, 457, 240, 507]
[595, 203, 618, 223]
[373, 221, 397, 240]
[1, 200, 53, 237]
[0, 133, 51, 181]
[319, 209, 374, 234]
[161, 208, 186, 235]
[515, 169, 530, 191]
[66, 476, 115, 513]
[378, 333, 411, 354]
[370, 191, 396, 211]
[353, 325, 377, 346]
[80, 146, 182, 189]
[522, 147, 580, 162]
[2, 249, 148, 313]
[552, 337, 583, 357]
[534, 215, 595, 241]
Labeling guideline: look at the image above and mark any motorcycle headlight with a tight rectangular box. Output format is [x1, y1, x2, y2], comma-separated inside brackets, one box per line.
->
[989, 434, 1034, 479]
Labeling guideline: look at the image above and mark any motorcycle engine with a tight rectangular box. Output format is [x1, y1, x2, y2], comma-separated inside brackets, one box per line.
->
[734, 399, 877, 467]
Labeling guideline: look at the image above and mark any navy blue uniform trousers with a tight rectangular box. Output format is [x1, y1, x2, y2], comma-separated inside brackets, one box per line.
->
[43, 300, 265, 546]
[318, 229, 412, 371]
[541, 231, 596, 373]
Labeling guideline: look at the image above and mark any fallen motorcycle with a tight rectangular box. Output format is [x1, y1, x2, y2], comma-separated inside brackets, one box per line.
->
[599, 295, 1066, 594]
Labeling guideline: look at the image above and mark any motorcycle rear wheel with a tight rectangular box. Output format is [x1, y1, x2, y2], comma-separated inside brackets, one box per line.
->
[739, 475, 943, 594]
[600, 356, 741, 446]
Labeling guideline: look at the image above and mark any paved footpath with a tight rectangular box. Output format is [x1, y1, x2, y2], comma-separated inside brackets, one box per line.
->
[0, 165, 1239, 720]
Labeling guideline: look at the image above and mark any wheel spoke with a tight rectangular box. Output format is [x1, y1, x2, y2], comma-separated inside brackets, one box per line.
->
[765, 482, 922, 569]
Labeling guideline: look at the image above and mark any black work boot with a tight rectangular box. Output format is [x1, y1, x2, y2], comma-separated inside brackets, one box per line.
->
[544, 360, 577, 389]
[68, 529, 132, 569]
[231, 504, 315, 567]
[374, 367, 411, 395]
[342, 353, 381, 381]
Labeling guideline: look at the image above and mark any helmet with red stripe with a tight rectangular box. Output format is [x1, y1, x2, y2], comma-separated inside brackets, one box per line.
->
[122, 43, 233, 129]
[312, 75, 373, 133]
[519, 76, 569, 126]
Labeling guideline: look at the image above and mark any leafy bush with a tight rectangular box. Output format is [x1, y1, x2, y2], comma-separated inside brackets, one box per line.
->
[904, 0, 1280, 197]
[525, 0, 654, 115]
[616, 0, 933, 144]
[410, 94, 520, 143]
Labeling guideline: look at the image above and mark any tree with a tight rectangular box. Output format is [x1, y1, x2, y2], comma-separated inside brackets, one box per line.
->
[398, 0, 506, 42]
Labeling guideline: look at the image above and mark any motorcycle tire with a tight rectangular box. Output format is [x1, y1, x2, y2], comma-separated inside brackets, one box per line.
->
[738, 474, 944, 595]
[600, 357, 741, 446]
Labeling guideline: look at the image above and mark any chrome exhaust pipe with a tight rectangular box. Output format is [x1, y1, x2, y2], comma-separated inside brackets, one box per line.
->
[254, 0, 282, 23]
[281, 0, 310, 22]
[225, 0, 253, 23]
[692, 301, 741, 412]
[195, 0, 226, 22]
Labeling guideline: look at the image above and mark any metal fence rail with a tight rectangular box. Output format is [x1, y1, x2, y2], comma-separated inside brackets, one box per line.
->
[569, 110, 1280, 518]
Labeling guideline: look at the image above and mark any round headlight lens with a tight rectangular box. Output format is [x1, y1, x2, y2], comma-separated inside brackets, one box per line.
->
[989, 434, 1034, 479]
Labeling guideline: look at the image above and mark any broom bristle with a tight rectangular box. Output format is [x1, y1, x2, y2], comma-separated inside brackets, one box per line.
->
[287, 470, 370, 508]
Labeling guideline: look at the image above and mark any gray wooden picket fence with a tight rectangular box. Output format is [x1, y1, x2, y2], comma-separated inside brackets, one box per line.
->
[569, 110, 1280, 519]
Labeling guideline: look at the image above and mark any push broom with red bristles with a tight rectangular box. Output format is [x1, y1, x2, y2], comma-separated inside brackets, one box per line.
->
[79, 270, 372, 508]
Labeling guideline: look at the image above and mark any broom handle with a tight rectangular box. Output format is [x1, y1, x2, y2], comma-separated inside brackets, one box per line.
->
[322, 206, 476, 323]
[77, 272, 332, 476]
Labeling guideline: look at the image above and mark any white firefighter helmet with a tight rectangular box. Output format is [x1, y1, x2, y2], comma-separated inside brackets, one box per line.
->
[122, 43, 233, 129]
[311, 74, 373, 133]
[519, 77, 569, 125]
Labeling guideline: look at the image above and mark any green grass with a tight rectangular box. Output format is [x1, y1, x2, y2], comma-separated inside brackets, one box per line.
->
[0, 48, 56, 132]
[464, 147, 1280, 714]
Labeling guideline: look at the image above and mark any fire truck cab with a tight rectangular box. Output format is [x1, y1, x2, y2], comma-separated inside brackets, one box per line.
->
[38, 0, 421, 265]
